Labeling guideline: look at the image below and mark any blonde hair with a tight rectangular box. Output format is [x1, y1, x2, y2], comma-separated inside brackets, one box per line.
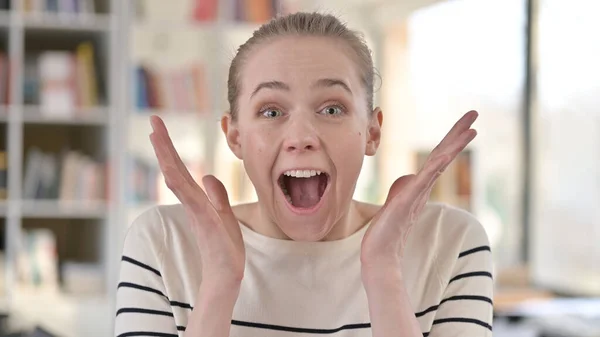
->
[227, 12, 375, 121]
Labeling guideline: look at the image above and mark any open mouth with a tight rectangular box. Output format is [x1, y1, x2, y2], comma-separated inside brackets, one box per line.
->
[278, 169, 329, 209]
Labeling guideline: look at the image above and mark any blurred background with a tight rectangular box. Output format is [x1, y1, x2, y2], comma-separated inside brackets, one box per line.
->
[0, 0, 597, 336]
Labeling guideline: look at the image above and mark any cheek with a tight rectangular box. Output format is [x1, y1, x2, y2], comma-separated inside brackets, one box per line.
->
[242, 125, 273, 151]
[240, 127, 276, 177]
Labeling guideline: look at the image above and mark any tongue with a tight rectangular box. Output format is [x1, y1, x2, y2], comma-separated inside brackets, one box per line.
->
[288, 176, 321, 208]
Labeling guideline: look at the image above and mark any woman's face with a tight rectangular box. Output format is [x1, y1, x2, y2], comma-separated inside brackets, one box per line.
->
[224, 36, 382, 241]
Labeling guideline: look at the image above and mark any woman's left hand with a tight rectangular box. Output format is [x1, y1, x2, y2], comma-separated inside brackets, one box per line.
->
[360, 110, 479, 275]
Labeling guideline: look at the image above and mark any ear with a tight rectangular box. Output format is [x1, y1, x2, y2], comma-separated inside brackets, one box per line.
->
[221, 113, 243, 159]
[365, 107, 383, 156]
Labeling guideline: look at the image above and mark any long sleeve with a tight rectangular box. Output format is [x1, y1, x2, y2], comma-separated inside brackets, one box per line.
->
[114, 208, 180, 337]
[428, 209, 494, 337]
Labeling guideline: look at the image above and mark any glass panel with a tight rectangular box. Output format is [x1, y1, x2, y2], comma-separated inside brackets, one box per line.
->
[530, 0, 600, 295]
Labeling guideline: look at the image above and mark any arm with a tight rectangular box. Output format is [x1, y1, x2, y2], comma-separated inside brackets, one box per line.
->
[362, 266, 423, 337]
[184, 278, 241, 337]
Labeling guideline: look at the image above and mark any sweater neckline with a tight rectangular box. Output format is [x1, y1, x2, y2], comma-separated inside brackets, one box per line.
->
[238, 220, 371, 256]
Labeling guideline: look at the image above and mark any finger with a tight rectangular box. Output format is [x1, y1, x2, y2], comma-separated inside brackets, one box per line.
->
[150, 116, 195, 183]
[421, 126, 476, 178]
[446, 128, 477, 159]
[202, 175, 233, 214]
[149, 117, 213, 215]
[427, 110, 478, 162]
[150, 132, 203, 211]
[414, 128, 475, 210]
[437, 110, 478, 151]
[445, 110, 478, 143]
[411, 129, 475, 216]
[404, 154, 449, 205]
[411, 168, 441, 219]
[150, 115, 199, 189]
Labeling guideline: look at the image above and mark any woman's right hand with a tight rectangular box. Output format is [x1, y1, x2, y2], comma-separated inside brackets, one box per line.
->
[149, 115, 246, 285]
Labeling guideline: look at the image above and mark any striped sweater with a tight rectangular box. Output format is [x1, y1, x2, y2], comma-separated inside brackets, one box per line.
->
[115, 202, 494, 337]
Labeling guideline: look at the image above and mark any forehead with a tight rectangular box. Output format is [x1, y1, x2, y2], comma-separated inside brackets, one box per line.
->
[240, 36, 362, 95]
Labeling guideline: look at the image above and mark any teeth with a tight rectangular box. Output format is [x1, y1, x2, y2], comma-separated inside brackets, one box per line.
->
[283, 170, 324, 178]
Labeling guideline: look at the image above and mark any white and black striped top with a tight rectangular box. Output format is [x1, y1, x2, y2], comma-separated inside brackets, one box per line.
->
[115, 202, 493, 337]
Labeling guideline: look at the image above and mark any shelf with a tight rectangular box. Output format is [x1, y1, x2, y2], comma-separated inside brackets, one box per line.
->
[20, 200, 107, 219]
[133, 19, 218, 32]
[22, 13, 112, 32]
[21, 106, 109, 126]
[10, 286, 111, 337]
[133, 109, 215, 118]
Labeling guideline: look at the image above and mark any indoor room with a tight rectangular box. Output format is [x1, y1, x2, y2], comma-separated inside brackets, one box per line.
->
[0, 0, 597, 336]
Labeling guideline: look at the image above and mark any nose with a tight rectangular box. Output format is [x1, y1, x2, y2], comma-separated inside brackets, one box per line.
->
[283, 119, 320, 153]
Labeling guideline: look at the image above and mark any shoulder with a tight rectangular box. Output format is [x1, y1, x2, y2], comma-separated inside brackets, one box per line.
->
[417, 202, 493, 284]
[415, 202, 491, 260]
[422, 202, 489, 246]
[122, 203, 191, 259]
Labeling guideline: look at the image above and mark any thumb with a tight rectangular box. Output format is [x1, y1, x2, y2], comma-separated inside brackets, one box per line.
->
[202, 175, 233, 214]
[384, 174, 415, 205]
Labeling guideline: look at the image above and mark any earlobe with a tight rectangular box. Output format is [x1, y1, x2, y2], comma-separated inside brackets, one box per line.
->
[221, 113, 243, 159]
[365, 107, 383, 156]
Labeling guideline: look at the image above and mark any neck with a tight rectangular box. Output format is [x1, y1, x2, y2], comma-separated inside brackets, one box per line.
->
[243, 199, 371, 242]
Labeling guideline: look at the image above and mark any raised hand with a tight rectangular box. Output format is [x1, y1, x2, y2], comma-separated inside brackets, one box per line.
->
[360, 110, 479, 271]
[149, 115, 246, 284]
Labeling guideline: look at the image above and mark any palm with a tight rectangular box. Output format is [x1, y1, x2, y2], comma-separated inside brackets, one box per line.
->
[149, 115, 246, 282]
[361, 110, 479, 267]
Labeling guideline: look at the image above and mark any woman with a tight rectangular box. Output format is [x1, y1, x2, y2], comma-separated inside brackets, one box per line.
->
[115, 12, 493, 337]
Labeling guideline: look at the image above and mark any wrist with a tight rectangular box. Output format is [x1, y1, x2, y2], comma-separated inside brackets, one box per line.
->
[200, 277, 242, 301]
[361, 262, 404, 289]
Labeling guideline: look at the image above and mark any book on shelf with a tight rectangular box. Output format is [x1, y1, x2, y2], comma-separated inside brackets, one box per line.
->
[17, 228, 59, 292]
[0, 51, 10, 106]
[191, 0, 218, 22]
[127, 154, 206, 206]
[127, 155, 160, 205]
[25, 41, 100, 117]
[135, 0, 218, 23]
[134, 62, 208, 114]
[136, 0, 284, 24]
[23, 147, 106, 201]
[0, 151, 6, 200]
[23, 0, 96, 15]
[233, 0, 283, 23]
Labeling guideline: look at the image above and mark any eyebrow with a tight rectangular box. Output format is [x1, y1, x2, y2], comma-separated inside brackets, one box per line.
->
[312, 78, 352, 95]
[250, 78, 352, 98]
[251, 81, 290, 98]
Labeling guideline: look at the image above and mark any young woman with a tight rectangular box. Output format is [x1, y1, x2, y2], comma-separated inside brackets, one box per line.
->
[115, 12, 493, 337]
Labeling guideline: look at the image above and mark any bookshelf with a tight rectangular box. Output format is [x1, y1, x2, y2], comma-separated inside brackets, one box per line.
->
[0, 0, 122, 336]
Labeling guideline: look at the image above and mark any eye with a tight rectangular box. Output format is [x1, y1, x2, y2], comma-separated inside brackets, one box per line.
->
[261, 107, 283, 118]
[319, 105, 344, 116]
